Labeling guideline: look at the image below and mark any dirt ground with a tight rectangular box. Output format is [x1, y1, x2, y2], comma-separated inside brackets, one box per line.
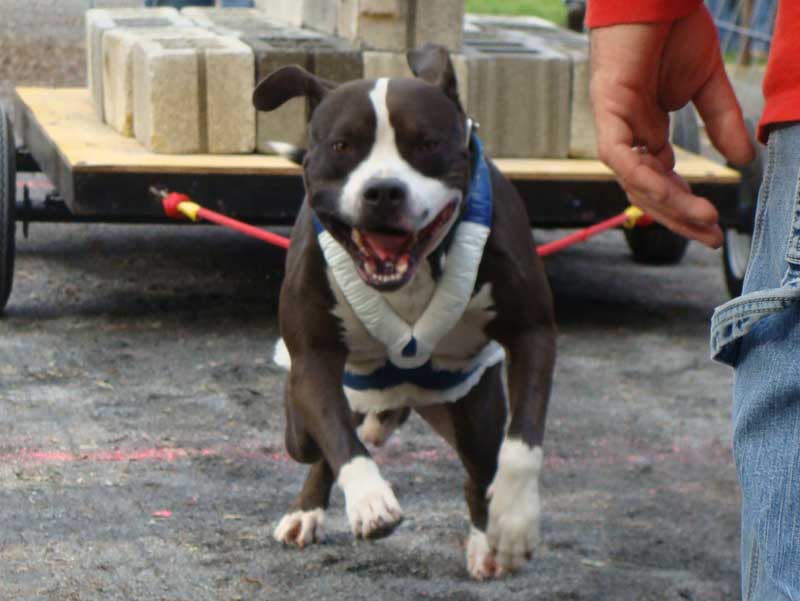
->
[1, 3, 742, 600]
[0, 211, 741, 601]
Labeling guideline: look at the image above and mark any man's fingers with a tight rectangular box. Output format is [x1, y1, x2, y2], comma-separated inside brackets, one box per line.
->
[604, 141, 717, 225]
[653, 140, 676, 173]
[601, 144, 723, 247]
[694, 63, 755, 167]
[623, 170, 724, 247]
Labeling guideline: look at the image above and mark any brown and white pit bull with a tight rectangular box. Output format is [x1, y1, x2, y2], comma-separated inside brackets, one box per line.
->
[254, 44, 556, 580]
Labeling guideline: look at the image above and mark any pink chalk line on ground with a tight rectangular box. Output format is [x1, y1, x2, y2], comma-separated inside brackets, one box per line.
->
[0, 445, 459, 466]
[0, 439, 732, 469]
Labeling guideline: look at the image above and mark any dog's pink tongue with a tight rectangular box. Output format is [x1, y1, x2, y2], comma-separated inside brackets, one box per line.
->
[363, 232, 410, 262]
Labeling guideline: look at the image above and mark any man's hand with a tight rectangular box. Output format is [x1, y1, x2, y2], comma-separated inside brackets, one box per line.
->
[590, 6, 754, 248]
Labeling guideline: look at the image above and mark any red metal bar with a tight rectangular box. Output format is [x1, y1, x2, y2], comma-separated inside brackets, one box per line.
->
[536, 212, 631, 257]
[195, 207, 290, 249]
[157, 188, 648, 258]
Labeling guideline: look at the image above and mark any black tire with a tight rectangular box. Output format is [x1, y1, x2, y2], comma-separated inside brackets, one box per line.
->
[624, 224, 690, 265]
[0, 106, 17, 313]
[722, 118, 761, 298]
[723, 228, 751, 297]
[623, 106, 696, 265]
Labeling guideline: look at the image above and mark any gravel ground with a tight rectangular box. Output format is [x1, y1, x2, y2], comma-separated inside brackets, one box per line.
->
[0, 4, 742, 600]
[0, 209, 740, 601]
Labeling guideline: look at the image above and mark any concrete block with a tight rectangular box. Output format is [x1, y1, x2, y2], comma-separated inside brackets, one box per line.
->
[245, 29, 362, 152]
[465, 15, 594, 157]
[413, 0, 464, 52]
[456, 36, 571, 158]
[363, 51, 413, 80]
[133, 34, 256, 154]
[256, 0, 339, 34]
[303, 0, 339, 34]
[102, 27, 216, 137]
[338, 0, 408, 51]
[253, 0, 305, 27]
[182, 7, 287, 37]
[339, 0, 464, 51]
[251, 0, 338, 32]
[86, 7, 193, 121]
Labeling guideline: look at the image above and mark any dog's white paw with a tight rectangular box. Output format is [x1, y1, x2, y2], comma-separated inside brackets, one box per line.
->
[486, 440, 543, 574]
[466, 528, 498, 581]
[273, 508, 325, 548]
[338, 456, 403, 539]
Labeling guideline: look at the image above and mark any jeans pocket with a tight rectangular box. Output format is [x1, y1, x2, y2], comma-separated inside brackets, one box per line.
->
[711, 124, 800, 366]
[710, 288, 800, 365]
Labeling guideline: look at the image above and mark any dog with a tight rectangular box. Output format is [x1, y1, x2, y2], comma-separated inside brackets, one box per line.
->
[254, 44, 556, 580]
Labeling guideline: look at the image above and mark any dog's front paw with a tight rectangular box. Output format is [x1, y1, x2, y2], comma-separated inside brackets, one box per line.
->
[466, 528, 498, 581]
[486, 441, 543, 575]
[338, 457, 403, 539]
[273, 508, 325, 548]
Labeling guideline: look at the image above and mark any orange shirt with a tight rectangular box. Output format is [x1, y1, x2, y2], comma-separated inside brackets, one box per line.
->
[587, 0, 800, 143]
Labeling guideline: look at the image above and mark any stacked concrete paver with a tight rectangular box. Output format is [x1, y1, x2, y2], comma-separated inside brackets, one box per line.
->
[86, 7, 193, 121]
[465, 15, 595, 158]
[132, 33, 255, 153]
[338, 0, 463, 52]
[103, 27, 217, 137]
[183, 8, 362, 152]
[85, 3, 593, 158]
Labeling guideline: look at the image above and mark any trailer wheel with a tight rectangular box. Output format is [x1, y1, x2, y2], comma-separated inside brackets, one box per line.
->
[722, 119, 761, 298]
[0, 105, 17, 313]
[623, 105, 695, 265]
[723, 229, 751, 297]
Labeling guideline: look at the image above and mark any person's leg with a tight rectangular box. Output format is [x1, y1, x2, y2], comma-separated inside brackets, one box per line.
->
[729, 123, 800, 601]
[734, 306, 800, 601]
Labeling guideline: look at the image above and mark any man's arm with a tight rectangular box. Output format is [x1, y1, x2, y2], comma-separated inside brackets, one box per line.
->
[589, 2, 754, 247]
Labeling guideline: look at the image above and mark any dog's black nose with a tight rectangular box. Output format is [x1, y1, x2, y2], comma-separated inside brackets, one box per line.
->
[362, 178, 408, 210]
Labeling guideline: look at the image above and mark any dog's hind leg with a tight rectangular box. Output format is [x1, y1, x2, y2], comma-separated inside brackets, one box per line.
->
[416, 362, 507, 580]
[274, 460, 334, 548]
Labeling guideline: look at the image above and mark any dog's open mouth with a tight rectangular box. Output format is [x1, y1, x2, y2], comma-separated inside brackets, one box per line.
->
[322, 200, 459, 290]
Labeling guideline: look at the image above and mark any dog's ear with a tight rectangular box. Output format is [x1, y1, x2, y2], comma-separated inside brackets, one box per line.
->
[252, 65, 337, 117]
[407, 43, 463, 112]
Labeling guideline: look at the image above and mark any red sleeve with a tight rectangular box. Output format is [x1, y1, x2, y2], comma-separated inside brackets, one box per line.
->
[586, 0, 703, 28]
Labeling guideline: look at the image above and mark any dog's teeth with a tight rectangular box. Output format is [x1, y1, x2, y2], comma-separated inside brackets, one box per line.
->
[352, 230, 362, 245]
[365, 260, 376, 275]
[397, 256, 409, 275]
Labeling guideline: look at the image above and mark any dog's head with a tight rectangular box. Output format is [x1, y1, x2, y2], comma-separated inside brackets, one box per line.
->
[253, 45, 472, 291]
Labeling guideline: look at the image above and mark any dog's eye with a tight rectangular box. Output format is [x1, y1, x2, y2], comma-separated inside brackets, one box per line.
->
[331, 140, 351, 153]
[417, 139, 440, 153]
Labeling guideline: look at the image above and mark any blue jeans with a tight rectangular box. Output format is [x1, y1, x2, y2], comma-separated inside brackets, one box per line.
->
[711, 123, 800, 601]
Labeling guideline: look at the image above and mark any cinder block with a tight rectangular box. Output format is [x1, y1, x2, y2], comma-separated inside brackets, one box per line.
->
[303, 0, 339, 34]
[102, 27, 217, 137]
[252, 0, 337, 32]
[133, 34, 256, 154]
[455, 36, 571, 158]
[465, 15, 594, 157]
[182, 7, 286, 37]
[253, 0, 305, 27]
[413, 0, 464, 52]
[363, 51, 413, 80]
[245, 30, 362, 152]
[338, 0, 408, 52]
[86, 7, 193, 121]
[339, 0, 464, 52]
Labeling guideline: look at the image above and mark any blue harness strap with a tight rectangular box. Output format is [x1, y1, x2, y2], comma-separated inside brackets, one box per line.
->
[343, 357, 482, 392]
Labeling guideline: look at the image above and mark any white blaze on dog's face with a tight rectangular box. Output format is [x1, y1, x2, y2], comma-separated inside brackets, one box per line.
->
[252, 46, 472, 291]
[302, 79, 470, 291]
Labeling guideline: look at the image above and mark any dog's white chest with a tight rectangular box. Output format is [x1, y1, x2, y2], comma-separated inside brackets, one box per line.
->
[326, 264, 503, 412]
